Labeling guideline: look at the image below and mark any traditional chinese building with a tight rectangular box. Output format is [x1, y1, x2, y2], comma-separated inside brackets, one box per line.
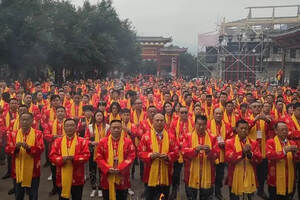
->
[137, 36, 187, 77]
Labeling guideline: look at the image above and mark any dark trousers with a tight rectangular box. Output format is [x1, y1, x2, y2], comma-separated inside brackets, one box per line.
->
[146, 185, 170, 200]
[229, 187, 254, 200]
[103, 189, 128, 200]
[257, 158, 268, 193]
[88, 152, 99, 190]
[172, 161, 183, 187]
[215, 163, 225, 192]
[44, 139, 50, 165]
[140, 160, 144, 180]
[57, 185, 83, 200]
[185, 185, 213, 200]
[0, 135, 6, 161]
[6, 154, 12, 174]
[50, 165, 57, 189]
[14, 177, 40, 200]
[268, 186, 294, 200]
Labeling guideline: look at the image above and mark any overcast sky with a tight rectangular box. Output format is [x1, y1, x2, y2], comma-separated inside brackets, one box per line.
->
[70, 0, 299, 54]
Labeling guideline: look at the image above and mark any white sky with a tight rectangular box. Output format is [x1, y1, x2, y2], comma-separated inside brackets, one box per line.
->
[70, 0, 300, 54]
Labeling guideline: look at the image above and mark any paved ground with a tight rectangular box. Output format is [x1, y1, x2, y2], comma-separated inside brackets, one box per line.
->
[0, 156, 297, 200]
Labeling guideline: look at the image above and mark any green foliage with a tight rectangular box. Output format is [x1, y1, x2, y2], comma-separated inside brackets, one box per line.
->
[179, 52, 197, 77]
[0, 0, 141, 80]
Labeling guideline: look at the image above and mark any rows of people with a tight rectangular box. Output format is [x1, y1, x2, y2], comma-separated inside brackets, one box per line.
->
[0, 78, 300, 200]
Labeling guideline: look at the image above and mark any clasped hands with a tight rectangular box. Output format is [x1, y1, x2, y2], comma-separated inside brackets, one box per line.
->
[16, 142, 31, 151]
[150, 152, 169, 161]
[284, 145, 298, 154]
[195, 145, 211, 154]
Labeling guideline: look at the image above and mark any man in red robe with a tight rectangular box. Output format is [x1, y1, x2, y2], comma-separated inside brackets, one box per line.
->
[182, 115, 219, 199]
[225, 119, 262, 200]
[266, 121, 299, 200]
[6, 112, 44, 200]
[49, 118, 90, 200]
[138, 113, 178, 200]
[96, 119, 136, 200]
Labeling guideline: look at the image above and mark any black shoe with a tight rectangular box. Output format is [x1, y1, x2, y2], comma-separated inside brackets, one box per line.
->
[2, 173, 10, 179]
[8, 188, 15, 195]
[257, 191, 268, 200]
[49, 187, 58, 196]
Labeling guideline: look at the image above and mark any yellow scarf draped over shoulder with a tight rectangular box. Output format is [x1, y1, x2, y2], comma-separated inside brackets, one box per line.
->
[176, 119, 193, 163]
[224, 111, 236, 128]
[5, 112, 10, 128]
[93, 123, 105, 160]
[231, 135, 256, 195]
[188, 131, 212, 189]
[49, 108, 55, 122]
[292, 114, 300, 130]
[52, 119, 65, 136]
[248, 115, 266, 158]
[107, 134, 124, 200]
[204, 104, 214, 120]
[133, 110, 144, 124]
[210, 119, 226, 163]
[71, 102, 83, 117]
[274, 136, 294, 195]
[13, 114, 20, 132]
[15, 128, 36, 187]
[148, 129, 169, 187]
[61, 135, 77, 199]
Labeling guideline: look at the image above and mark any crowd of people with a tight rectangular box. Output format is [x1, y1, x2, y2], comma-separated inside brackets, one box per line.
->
[0, 76, 300, 200]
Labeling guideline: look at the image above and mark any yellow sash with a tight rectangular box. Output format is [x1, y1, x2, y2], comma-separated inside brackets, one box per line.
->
[5, 112, 10, 128]
[52, 119, 65, 136]
[224, 111, 236, 128]
[210, 119, 226, 163]
[49, 108, 55, 122]
[133, 110, 144, 124]
[231, 135, 256, 195]
[274, 136, 294, 195]
[12, 114, 20, 132]
[204, 104, 214, 120]
[188, 131, 212, 189]
[176, 119, 193, 163]
[291, 114, 300, 130]
[249, 115, 266, 158]
[70, 102, 83, 117]
[61, 135, 77, 199]
[15, 128, 35, 187]
[148, 129, 169, 186]
[108, 134, 124, 200]
[93, 124, 105, 159]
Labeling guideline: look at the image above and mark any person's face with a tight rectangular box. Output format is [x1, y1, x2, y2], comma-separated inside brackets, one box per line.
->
[195, 119, 207, 134]
[112, 91, 119, 99]
[82, 96, 89, 103]
[185, 95, 192, 104]
[172, 95, 179, 102]
[262, 103, 271, 113]
[153, 114, 165, 132]
[134, 99, 143, 110]
[275, 123, 289, 140]
[180, 107, 188, 120]
[121, 112, 130, 123]
[251, 102, 262, 115]
[164, 94, 171, 102]
[95, 112, 104, 123]
[35, 85, 42, 92]
[214, 108, 223, 122]
[294, 107, 300, 119]
[194, 106, 202, 115]
[175, 104, 180, 112]
[267, 96, 274, 104]
[98, 105, 105, 112]
[18, 107, 28, 115]
[24, 95, 32, 104]
[111, 105, 119, 114]
[51, 97, 61, 108]
[147, 107, 157, 119]
[73, 95, 81, 104]
[16, 94, 22, 101]
[288, 106, 293, 115]
[20, 114, 33, 130]
[241, 106, 247, 112]
[110, 121, 122, 139]
[236, 123, 249, 139]
[56, 108, 66, 119]
[164, 103, 172, 114]
[147, 94, 154, 101]
[84, 110, 93, 118]
[64, 120, 76, 137]
[37, 92, 43, 101]
[225, 103, 234, 113]
[200, 94, 206, 101]
[220, 94, 227, 103]
[206, 97, 212, 105]
[9, 100, 19, 111]
[276, 102, 284, 112]
[58, 92, 65, 100]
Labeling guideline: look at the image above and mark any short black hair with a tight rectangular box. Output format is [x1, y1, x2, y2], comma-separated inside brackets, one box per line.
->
[225, 100, 234, 107]
[236, 119, 249, 128]
[9, 98, 18, 103]
[56, 106, 66, 111]
[240, 103, 248, 109]
[195, 115, 207, 123]
[64, 118, 77, 125]
[274, 121, 286, 130]
[83, 105, 94, 112]
[109, 102, 121, 113]
[19, 104, 28, 109]
[121, 108, 131, 114]
[110, 119, 122, 125]
[20, 112, 34, 119]
[294, 102, 300, 109]
[286, 103, 294, 111]
[50, 95, 60, 102]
